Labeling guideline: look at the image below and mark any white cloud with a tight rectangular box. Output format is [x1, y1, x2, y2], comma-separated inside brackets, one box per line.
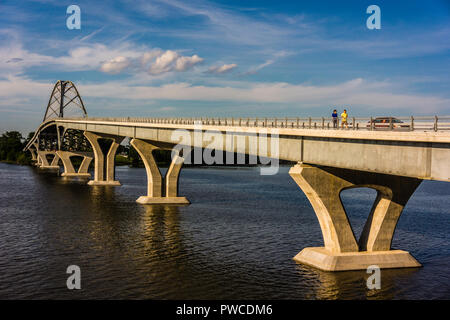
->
[141, 49, 164, 65]
[99, 56, 131, 74]
[175, 54, 203, 72]
[96, 49, 204, 75]
[56, 44, 143, 71]
[148, 50, 179, 75]
[146, 50, 203, 75]
[207, 63, 237, 74]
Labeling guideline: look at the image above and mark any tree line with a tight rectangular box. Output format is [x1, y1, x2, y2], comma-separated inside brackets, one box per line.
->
[0, 131, 34, 165]
[0, 131, 170, 167]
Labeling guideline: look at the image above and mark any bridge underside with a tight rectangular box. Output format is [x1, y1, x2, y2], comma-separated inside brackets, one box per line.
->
[56, 119, 450, 182]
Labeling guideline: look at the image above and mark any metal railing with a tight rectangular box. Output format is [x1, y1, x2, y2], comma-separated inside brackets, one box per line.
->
[59, 116, 450, 132]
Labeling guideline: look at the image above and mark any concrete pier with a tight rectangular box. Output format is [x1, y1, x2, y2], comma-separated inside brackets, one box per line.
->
[130, 138, 190, 205]
[36, 150, 60, 170]
[289, 163, 422, 271]
[84, 131, 123, 186]
[30, 148, 37, 162]
[56, 151, 93, 177]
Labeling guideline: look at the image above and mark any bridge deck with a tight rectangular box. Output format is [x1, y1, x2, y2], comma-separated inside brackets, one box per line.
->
[55, 118, 450, 143]
[27, 118, 449, 182]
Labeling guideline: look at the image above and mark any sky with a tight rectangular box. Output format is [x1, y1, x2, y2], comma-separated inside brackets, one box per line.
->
[0, 0, 449, 134]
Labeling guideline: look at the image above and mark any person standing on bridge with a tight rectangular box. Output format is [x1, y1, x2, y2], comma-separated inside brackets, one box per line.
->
[332, 109, 338, 128]
[341, 109, 348, 129]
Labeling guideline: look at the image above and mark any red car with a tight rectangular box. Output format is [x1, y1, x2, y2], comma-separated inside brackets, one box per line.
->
[366, 117, 410, 130]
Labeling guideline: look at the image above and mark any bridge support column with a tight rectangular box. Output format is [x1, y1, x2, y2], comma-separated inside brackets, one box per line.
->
[36, 150, 60, 170]
[30, 143, 40, 166]
[84, 131, 123, 186]
[56, 151, 93, 177]
[289, 162, 422, 271]
[30, 149, 37, 162]
[36, 153, 42, 166]
[130, 138, 190, 205]
[29, 149, 39, 166]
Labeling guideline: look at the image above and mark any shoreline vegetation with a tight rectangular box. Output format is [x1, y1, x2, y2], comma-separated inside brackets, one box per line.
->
[1, 131, 293, 168]
[0, 131, 34, 165]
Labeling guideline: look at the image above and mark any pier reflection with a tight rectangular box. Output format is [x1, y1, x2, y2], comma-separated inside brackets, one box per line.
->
[295, 263, 420, 299]
[139, 205, 183, 259]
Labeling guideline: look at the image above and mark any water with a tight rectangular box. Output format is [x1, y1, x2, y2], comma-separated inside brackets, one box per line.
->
[0, 162, 449, 299]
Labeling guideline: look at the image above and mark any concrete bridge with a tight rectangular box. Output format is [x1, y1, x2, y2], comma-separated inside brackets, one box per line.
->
[24, 81, 450, 272]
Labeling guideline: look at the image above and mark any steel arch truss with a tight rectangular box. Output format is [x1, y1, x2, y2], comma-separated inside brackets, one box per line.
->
[38, 125, 59, 151]
[60, 129, 92, 152]
[43, 80, 87, 122]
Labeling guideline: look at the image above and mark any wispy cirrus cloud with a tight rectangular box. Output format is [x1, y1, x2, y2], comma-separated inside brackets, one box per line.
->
[0, 33, 205, 77]
[242, 50, 291, 75]
[207, 63, 237, 74]
[128, 0, 301, 46]
[130, 0, 450, 60]
[0, 34, 143, 75]
[79, 27, 104, 42]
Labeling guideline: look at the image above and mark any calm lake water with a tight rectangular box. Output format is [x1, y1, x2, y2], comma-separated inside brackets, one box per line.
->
[0, 162, 449, 299]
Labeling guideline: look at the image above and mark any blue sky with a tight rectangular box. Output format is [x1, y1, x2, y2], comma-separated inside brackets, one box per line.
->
[0, 0, 449, 133]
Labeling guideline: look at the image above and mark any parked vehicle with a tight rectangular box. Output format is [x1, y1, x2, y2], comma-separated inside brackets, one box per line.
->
[366, 117, 410, 130]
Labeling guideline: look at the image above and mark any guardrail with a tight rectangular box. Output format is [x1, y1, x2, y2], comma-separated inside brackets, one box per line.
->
[59, 116, 450, 132]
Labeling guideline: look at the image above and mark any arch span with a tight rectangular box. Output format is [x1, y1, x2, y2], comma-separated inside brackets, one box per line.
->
[43, 80, 87, 122]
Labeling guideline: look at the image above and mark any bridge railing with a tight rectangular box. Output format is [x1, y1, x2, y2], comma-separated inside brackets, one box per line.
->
[61, 116, 450, 132]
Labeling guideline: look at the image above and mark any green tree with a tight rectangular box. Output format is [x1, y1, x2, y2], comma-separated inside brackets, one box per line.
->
[0, 131, 32, 164]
